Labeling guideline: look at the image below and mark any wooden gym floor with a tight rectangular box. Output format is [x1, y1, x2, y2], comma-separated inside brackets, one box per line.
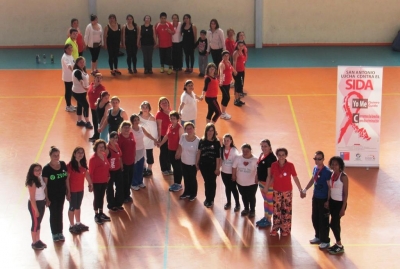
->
[0, 66, 399, 269]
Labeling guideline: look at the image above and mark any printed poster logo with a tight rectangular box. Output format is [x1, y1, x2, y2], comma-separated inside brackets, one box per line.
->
[340, 152, 350, 161]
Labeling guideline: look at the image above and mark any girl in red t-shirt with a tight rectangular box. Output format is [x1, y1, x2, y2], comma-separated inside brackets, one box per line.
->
[219, 50, 237, 120]
[266, 148, 303, 237]
[200, 63, 221, 123]
[156, 97, 172, 175]
[233, 41, 247, 107]
[66, 147, 93, 234]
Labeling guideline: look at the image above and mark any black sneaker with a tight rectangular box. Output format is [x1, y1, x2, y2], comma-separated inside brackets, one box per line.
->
[329, 245, 344, 255]
[234, 204, 240, 212]
[94, 213, 103, 225]
[133, 68, 137, 73]
[234, 100, 242, 107]
[189, 196, 196, 202]
[179, 194, 190, 200]
[109, 207, 118, 212]
[77, 120, 86, 127]
[143, 170, 153, 177]
[128, 69, 133, 74]
[38, 240, 47, 248]
[85, 122, 93, 129]
[31, 241, 44, 250]
[205, 201, 213, 208]
[100, 212, 111, 222]
[76, 223, 89, 231]
[248, 210, 256, 218]
[148, 69, 153, 74]
[69, 225, 81, 234]
[238, 100, 245, 105]
[224, 203, 231, 210]
[241, 209, 249, 216]
[144, 69, 149, 74]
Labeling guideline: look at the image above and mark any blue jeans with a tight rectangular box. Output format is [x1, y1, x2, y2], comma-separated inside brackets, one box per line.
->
[181, 120, 195, 126]
[100, 125, 109, 142]
[132, 157, 145, 186]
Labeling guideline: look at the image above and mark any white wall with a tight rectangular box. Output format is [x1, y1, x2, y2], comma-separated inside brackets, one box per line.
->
[264, 0, 400, 44]
[1, 0, 399, 46]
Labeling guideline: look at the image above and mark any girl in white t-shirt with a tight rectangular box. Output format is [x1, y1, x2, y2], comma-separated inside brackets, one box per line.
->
[139, 101, 158, 177]
[26, 163, 47, 250]
[61, 44, 76, 112]
[232, 144, 258, 218]
[178, 80, 202, 125]
[220, 134, 240, 211]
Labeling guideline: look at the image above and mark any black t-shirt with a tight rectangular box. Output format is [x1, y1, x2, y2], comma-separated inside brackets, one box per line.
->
[198, 139, 221, 164]
[140, 25, 154, 46]
[42, 161, 68, 196]
[257, 153, 277, 181]
[195, 38, 208, 56]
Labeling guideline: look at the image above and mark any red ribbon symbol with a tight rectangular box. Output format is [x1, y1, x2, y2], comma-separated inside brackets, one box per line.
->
[337, 91, 371, 143]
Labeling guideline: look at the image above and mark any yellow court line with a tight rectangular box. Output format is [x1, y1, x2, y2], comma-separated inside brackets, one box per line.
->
[98, 243, 400, 249]
[34, 96, 63, 162]
[287, 95, 312, 178]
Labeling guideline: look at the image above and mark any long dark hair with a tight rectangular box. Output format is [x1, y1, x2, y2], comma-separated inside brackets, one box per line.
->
[221, 134, 236, 160]
[126, 14, 137, 29]
[69, 147, 88, 173]
[73, 56, 86, 73]
[235, 41, 246, 57]
[202, 123, 218, 141]
[181, 14, 191, 33]
[25, 163, 42, 188]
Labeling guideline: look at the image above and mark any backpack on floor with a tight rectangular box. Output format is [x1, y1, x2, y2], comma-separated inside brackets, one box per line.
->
[392, 30, 400, 51]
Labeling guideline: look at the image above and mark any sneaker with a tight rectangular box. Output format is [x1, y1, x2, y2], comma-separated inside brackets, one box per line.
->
[220, 113, 232, 120]
[234, 100, 242, 107]
[94, 213, 103, 225]
[66, 106, 75, 112]
[241, 209, 249, 216]
[100, 212, 111, 222]
[133, 68, 137, 73]
[69, 225, 81, 234]
[109, 207, 118, 212]
[88, 136, 98, 142]
[58, 234, 65, 241]
[270, 230, 278, 236]
[139, 183, 146, 188]
[319, 242, 330, 249]
[52, 234, 60, 242]
[77, 120, 86, 127]
[128, 69, 133, 74]
[168, 183, 177, 192]
[189, 196, 197, 201]
[234, 205, 240, 212]
[174, 184, 182, 191]
[238, 100, 245, 105]
[148, 69, 153, 74]
[257, 219, 272, 228]
[38, 240, 47, 248]
[131, 185, 140, 191]
[143, 170, 153, 177]
[224, 203, 231, 210]
[179, 194, 190, 199]
[160, 67, 164, 73]
[327, 244, 338, 251]
[76, 223, 89, 231]
[309, 237, 321, 244]
[144, 69, 149, 74]
[31, 241, 44, 250]
[328, 245, 344, 255]
[162, 171, 170, 176]
[115, 70, 121, 75]
[167, 68, 173, 75]
[205, 201, 213, 208]
[256, 217, 267, 225]
[168, 170, 174, 175]
[248, 210, 255, 218]
[85, 122, 93, 129]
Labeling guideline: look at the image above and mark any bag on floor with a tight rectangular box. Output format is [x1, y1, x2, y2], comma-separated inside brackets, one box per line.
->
[392, 30, 400, 51]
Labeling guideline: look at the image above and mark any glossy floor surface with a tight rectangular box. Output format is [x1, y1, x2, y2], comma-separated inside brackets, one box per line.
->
[1, 61, 400, 268]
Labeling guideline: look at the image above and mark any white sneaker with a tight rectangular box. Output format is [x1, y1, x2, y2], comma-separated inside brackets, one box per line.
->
[139, 183, 146, 188]
[319, 242, 330, 249]
[131, 185, 140, 191]
[65, 106, 75, 112]
[220, 113, 231, 120]
[309, 237, 321, 244]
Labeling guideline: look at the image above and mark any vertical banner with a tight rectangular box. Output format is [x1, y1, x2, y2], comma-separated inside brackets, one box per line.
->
[336, 66, 383, 167]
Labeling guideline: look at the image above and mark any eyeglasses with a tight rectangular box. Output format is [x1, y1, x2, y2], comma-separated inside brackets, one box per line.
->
[313, 157, 323, 161]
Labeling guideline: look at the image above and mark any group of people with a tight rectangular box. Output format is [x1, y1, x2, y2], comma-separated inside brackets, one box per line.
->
[27, 111, 349, 256]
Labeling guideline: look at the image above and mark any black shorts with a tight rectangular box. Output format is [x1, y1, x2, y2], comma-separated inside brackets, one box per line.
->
[146, 149, 154, 165]
[69, 191, 84, 211]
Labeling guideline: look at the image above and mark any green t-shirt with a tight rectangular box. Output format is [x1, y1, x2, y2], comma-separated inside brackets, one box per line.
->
[65, 38, 78, 60]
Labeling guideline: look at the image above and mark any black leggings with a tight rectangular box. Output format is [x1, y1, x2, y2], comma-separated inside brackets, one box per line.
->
[329, 198, 345, 242]
[220, 85, 231, 107]
[183, 47, 195, 68]
[107, 169, 124, 208]
[28, 200, 46, 232]
[91, 109, 99, 138]
[72, 92, 89, 117]
[237, 183, 258, 211]
[89, 46, 101, 62]
[199, 162, 217, 203]
[107, 44, 120, 70]
[205, 97, 221, 122]
[168, 150, 182, 185]
[146, 149, 154, 165]
[122, 163, 134, 200]
[126, 43, 138, 70]
[93, 183, 107, 211]
[182, 163, 197, 197]
[159, 47, 172, 67]
[159, 136, 171, 171]
[172, 42, 183, 70]
[234, 71, 245, 94]
[64, 81, 72, 106]
[48, 194, 65, 234]
[210, 48, 223, 66]
[221, 172, 239, 205]
[312, 197, 330, 243]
